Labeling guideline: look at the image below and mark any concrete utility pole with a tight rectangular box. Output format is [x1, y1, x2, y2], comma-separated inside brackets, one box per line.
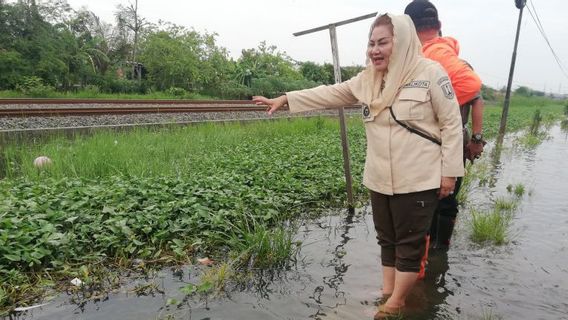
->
[499, 0, 527, 140]
[293, 12, 377, 209]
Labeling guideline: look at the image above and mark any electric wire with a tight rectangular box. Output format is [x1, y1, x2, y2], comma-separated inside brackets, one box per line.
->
[526, 0, 568, 80]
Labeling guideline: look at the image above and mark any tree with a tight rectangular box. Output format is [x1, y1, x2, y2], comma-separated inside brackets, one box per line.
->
[0, 0, 67, 87]
[481, 84, 498, 101]
[67, 10, 111, 74]
[115, 0, 150, 81]
[514, 86, 532, 97]
[299, 61, 332, 84]
[341, 65, 364, 81]
[237, 41, 302, 81]
[139, 25, 232, 93]
[0, 50, 26, 89]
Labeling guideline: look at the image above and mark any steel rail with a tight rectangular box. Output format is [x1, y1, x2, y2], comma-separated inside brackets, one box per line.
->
[0, 98, 254, 105]
[0, 99, 360, 117]
[0, 106, 273, 117]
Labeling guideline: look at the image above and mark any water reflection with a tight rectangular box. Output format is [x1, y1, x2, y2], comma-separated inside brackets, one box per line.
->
[307, 208, 355, 319]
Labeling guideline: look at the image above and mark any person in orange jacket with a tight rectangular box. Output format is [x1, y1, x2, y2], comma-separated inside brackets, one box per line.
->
[404, 0, 486, 255]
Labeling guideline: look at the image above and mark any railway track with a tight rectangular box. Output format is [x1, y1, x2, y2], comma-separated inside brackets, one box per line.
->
[0, 98, 359, 117]
[0, 98, 254, 105]
[0, 99, 266, 117]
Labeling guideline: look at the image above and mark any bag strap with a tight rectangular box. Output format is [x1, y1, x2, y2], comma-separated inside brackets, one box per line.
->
[389, 107, 441, 146]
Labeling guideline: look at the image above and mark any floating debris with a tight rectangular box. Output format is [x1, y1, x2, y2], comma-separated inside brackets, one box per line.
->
[197, 257, 214, 266]
[70, 278, 83, 286]
[14, 303, 50, 312]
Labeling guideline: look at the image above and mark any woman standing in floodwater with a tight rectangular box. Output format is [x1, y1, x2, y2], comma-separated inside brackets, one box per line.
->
[253, 13, 463, 318]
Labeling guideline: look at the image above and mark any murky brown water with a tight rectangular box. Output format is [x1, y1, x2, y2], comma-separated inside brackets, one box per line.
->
[8, 125, 568, 320]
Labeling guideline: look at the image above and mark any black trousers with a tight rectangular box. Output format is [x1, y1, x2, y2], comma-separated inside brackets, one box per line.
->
[429, 173, 463, 249]
[371, 189, 439, 272]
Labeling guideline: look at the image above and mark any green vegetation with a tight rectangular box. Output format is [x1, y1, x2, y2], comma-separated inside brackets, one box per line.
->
[470, 192, 521, 246]
[2, 118, 368, 179]
[480, 308, 504, 320]
[470, 208, 513, 246]
[512, 109, 550, 148]
[0, 1, 362, 100]
[506, 183, 526, 197]
[493, 197, 518, 212]
[482, 96, 565, 139]
[0, 89, 214, 100]
[456, 164, 472, 204]
[561, 119, 568, 133]
[0, 94, 565, 312]
[561, 105, 568, 133]
[464, 99, 562, 247]
[0, 117, 368, 313]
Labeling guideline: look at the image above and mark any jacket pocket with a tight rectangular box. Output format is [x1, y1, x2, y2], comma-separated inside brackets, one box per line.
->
[393, 88, 429, 121]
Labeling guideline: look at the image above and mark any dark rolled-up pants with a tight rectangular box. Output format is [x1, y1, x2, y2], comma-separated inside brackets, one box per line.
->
[371, 189, 439, 273]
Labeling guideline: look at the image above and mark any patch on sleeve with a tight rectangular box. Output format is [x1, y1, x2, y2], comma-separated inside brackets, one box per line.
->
[437, 76, 455, 100]
[403, 80, 430, 89]
[362, 103, 371, 120]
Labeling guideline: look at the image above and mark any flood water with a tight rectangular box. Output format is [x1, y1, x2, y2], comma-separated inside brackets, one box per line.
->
[9, 125, 568, 320]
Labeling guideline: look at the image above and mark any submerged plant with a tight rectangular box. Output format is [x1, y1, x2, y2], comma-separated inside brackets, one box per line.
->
[469, 194, 521, 246]
[561, 119, 568, 133]
[185, 262, 232, 296]
[227, 221, 298, 270]
[470, 209, 512, 245]
[529, 109, 542, 136]
[513, 183, 525, 197]
[506, 183, 526, 197]
[456, 163, 474, 204]
[481, 307, 504, 320]
[494, 197, 518, 212]
[516, 132, 547, 149]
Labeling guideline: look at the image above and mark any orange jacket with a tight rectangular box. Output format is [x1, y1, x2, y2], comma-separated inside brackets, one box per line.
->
[422, 37, 481, 106]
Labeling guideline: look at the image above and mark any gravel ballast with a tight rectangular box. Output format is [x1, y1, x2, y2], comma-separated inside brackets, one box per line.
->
[0, 104, 360, 131]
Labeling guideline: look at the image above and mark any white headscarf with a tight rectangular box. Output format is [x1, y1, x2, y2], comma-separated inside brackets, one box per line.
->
[351, 13, 430, 117]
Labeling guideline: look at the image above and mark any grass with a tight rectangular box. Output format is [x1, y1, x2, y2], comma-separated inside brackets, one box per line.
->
[480, 308, 504, 320]
[482, 96, 565, 140]
[493, 197, 518, 212]
[512, 109, 551, 149]
[506, 183, 526, 197]
[470, 208, 512, 245]
[2, 118, 366, 180]
[561, 119, 568, 133]
[469, 193, 521, 246]
[228, 223, 298, 270]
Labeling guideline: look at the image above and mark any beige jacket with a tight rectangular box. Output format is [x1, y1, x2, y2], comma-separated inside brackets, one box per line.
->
[287, 61, 464, 195]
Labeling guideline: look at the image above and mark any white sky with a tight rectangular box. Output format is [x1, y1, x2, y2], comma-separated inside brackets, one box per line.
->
[62, 0, 568, 94]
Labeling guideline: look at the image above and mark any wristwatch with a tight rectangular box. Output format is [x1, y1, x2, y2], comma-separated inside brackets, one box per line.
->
[472, 133, 483, 143]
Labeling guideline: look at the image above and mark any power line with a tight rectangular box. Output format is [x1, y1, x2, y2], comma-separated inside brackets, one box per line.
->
[479, 71, 537, 86]
[526, 0, 568, 80]
[477, 71, 551, 92]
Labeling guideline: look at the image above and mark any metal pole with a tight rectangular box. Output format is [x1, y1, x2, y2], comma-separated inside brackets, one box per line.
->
[498, 3, 525, 139]
[329, 25, 354, 208]
[293, 12, 376, 209]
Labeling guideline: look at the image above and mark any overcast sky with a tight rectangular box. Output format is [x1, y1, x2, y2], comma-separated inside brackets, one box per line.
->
[63, 0, 568, 94]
